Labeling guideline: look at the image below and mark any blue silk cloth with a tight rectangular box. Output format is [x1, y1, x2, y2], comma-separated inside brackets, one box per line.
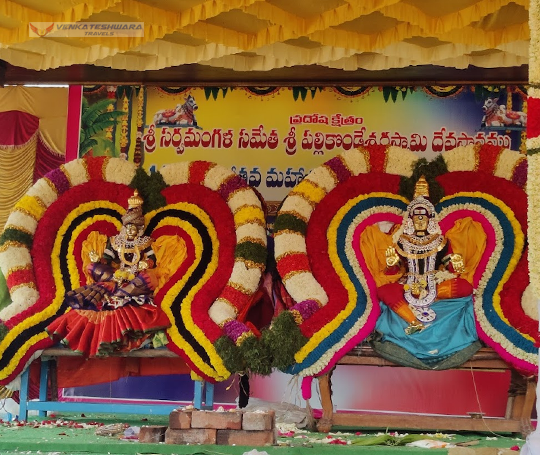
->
[375, 296, 478, 363]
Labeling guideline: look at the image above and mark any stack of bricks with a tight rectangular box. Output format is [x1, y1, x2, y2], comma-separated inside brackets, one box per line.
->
[139, 408, 276, 446]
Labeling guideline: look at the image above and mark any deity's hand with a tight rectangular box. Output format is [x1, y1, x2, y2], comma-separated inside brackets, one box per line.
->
[449, 253, 465, 274]
[137, 260, 149, 271]
[88, 250, 100, 263]
[385, 246, 400, 267]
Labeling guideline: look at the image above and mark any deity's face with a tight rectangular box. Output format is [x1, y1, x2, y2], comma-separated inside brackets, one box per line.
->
[125, 223, 139, 240]
[412, 214, 428, 235]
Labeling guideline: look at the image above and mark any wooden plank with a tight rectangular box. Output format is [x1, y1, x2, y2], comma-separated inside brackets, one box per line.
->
[332, 412, 522, 433]
[41, 347, 178, 358]
[338, 347, 509, 370]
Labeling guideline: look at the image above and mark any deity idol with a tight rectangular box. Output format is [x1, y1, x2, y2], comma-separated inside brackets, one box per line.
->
[47, 190, 172, 356]
[376, 176, 474, 335]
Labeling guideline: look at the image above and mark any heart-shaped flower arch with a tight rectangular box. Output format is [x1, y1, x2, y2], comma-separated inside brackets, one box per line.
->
[271, 143, 534, 378]
[0, 156, 267, 386]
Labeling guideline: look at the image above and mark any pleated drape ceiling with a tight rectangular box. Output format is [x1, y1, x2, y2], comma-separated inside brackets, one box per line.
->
[0, 0, 529, 72]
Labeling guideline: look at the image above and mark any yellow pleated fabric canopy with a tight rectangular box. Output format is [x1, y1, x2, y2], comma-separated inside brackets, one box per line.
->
[0, 0, 529, 72]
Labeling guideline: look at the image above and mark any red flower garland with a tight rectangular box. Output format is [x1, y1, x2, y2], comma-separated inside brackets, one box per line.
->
[161, 184, 236, 343]
[476, 144, 505, 175]
[302, 172, 401, 337]
[436, 172, 528, 229]
[6, 182, 132, 329]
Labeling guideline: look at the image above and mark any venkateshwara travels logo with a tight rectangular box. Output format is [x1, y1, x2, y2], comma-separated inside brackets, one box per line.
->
[29, 22, 144, 38]
[29, 23, 54, 37]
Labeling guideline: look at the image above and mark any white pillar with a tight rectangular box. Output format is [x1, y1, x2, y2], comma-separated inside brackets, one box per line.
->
[521, 299, 540, 455]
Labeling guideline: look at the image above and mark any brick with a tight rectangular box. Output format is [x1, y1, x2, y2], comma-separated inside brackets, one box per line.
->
[138, 425, 167, 443]
[242, 410, 275, 431]
[169, 409, 193, 429]
[165, 428, 217, 445]
[191, 410, 242, 430]
[471, 448, 499, 455]
[216, 429, 276, 446]
[448, 448, 476, 455]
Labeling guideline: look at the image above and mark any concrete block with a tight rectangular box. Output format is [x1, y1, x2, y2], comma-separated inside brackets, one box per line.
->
[191, 410, 242, 430]
[138, 425, 167, 443]
[216, 429, 276, 446]
[165, 428, 217, 445]
[242, 410, 275, 431]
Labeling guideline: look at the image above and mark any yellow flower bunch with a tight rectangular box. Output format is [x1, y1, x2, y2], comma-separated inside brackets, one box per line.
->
[113, 269, 135, 282]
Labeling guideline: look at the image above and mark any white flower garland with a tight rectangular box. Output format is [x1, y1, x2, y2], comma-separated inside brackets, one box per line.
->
[104, 158, 137, 185]
[304, 166, 338, 193]
[279, 195, 314, 221]
[62, 160, 89, 186]
[283, 272, 329, 306]
[529, 0, 540, 303]
[442, 145, 477, 172]
[26, 180, 58, 207]
[3, 212, 38, 236]
[159, 161, 267, 327]
[340, 148, 369, 174]
[494, 149, 525, 180]
[528, 155, 540, 297]
[159, 162, 190, 185]
[385, 146, 417, 177]
[227, 188, 260, 213]
[274, 232, 308, 257]
[530, 1, 540, 84]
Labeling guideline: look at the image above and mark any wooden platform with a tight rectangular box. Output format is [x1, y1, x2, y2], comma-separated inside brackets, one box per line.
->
[19, 347, 215, 420]
[316, 346, 536, 437]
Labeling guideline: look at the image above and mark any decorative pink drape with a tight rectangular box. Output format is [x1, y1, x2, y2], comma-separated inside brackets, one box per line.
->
[34, 134, 65, 182]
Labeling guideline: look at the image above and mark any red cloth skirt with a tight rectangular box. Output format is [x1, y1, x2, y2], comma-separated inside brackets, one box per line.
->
[47, 304, 170, 357]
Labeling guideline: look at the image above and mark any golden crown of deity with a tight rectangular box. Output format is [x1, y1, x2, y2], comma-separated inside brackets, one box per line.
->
[128, 190, 144, 209]
[407, 176, 436, 218]
[413, 175, 430, 199]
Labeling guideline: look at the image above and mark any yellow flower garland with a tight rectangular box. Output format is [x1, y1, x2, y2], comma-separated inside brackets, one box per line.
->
[150, 206, 230, 381]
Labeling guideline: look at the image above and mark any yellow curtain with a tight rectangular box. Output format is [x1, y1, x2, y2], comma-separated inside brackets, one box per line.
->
[0, 136, 37, 229]
[0, 86, 68, 231]
[0, 1, 529, 71]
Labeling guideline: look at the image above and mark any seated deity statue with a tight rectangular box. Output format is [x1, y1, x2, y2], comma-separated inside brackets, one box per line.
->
[47, 190, 175, 356]
[359, 176, 485, 366]
[376, 176, 473, 335]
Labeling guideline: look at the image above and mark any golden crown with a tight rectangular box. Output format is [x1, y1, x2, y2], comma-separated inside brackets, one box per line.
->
[128, 190, 144, 209]
[413, 176, 430, 199]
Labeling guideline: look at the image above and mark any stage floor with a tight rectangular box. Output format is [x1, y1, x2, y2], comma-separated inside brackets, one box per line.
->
[0, 411, 526, 455]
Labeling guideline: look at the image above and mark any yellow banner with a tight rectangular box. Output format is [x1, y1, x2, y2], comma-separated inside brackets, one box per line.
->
[80, 86, 526, 201]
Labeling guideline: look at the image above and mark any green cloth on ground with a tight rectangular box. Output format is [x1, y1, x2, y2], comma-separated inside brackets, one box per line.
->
[0, 412, 525, 455]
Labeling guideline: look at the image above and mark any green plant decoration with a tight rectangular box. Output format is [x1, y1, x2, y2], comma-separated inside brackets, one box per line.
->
[129, 168, 168, 213]
[79, 97, 126, 157]
[382, 86, 415, 102]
